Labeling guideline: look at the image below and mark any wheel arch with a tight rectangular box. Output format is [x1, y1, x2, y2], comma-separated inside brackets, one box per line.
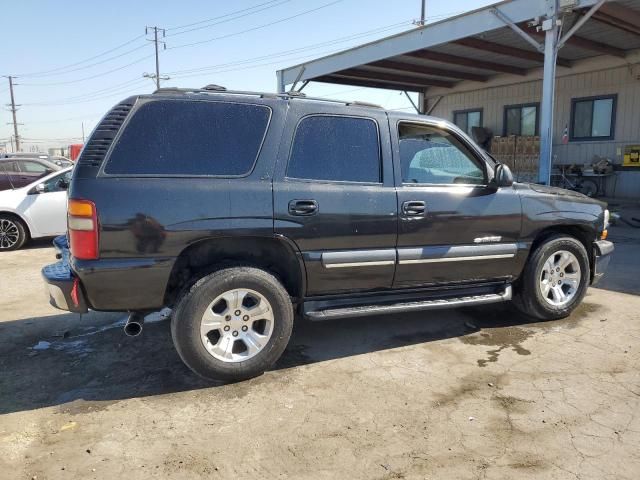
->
[164, 235, 306, 307]
[527, 224, 597, 281]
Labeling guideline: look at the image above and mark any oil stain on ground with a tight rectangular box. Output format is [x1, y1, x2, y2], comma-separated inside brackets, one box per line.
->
[460, 327, 533, 367]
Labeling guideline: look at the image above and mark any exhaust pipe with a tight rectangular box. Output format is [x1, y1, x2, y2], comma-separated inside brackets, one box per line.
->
[124, 312, 145, 337]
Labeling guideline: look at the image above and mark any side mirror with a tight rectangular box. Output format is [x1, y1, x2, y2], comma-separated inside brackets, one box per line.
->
[493, 164, 514, 188]
[35, 183, 46, 193]
[56, 178, 69, 190]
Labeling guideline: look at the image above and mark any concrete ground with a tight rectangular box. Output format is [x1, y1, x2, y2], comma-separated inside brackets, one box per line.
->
[1, 218, 639, 480]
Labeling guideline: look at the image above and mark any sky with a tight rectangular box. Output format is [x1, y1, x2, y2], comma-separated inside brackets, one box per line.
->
[0, 0, 494, 152]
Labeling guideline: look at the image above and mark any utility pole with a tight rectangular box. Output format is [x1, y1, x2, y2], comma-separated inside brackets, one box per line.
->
[81, 122, 85, 143]
[414, 1, 426, 26]
[5, 76, 20, 151]
[145, 26, 167, 90]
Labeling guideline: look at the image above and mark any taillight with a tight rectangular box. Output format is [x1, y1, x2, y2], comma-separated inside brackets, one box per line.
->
[68, 199, 98, 260]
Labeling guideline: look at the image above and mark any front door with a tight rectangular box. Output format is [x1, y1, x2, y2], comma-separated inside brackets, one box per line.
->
[273, 104, 397, 296]
[391, 118, 523, 288]
[23, 170, 71, 236]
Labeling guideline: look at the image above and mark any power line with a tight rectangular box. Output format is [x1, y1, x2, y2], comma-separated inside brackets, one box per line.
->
[166, 0, 291, 37]
[19, 55, 154, 88]
[169, 0, 344, 50]
[166, 0, 285, 31]
[165, 20, 411, 76]
[19, 43, 148, 82]
[24, 78, 147, 106]
[13, 34, 146, 78]
[26, 113, 104, 124]
[24, 79, 149, 106]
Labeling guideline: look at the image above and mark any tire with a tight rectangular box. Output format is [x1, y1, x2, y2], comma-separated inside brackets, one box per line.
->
[171, 266, 294, 382]
[513, 234, 590, 320]
[579, 179, 598, 198]
[0, 214, 28, 251]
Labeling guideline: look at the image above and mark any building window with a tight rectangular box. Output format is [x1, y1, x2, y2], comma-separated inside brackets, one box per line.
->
[504, 103, 539, 136]
[453, 109, 482, 136]
[570, 95, 617, 141]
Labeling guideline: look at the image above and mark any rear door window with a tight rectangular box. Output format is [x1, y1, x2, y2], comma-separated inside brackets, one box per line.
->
[104, 100, 271, 176]
[286, 115, 381, 183]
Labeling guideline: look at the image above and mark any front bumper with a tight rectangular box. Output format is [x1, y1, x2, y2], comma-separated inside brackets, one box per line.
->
[41, 235, 88, 314]
[592, 239, 614, 285]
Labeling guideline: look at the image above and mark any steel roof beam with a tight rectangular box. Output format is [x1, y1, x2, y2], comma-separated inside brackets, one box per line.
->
[522, 24, 626, 58]
[369, 59, 489, 82]
[404, 50, 528, 76]
[592, 3, 640, 37]
[277, 0, 603, 89]
[335, 68, 455, 88]
[453, 38, 572, 68]
[313, 75, 424, 92]
[598, 2, 640, 30]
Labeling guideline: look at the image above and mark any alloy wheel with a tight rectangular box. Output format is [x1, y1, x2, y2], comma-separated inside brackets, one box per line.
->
[0, 219, 19, 250]
[200, 288, 274, 363]
[539, 250, 581, 307]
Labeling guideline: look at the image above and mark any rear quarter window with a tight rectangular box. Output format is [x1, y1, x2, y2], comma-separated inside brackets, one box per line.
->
[104, 100, 271, 176]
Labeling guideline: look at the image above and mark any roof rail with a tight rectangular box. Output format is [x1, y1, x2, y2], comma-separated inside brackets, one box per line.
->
[346, 100, 383, 109]
[151, 87, 384, 109]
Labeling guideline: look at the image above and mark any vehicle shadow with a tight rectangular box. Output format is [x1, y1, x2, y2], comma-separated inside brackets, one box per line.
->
[0, 304, 543, 416]
[23, 237, 55, 250]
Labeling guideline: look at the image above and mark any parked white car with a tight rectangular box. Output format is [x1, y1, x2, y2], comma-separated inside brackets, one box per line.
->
[0, 167, 72, 250]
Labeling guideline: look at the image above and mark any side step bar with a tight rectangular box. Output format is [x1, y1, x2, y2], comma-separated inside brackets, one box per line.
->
[306, 286, 512, 321]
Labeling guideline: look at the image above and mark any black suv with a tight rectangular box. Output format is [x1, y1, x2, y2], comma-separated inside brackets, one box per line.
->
[43, 88, 613, 381]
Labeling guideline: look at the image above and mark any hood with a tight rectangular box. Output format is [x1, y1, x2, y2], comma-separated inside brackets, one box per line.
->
[514, 182, 607, 210]
[525, 183, 589, 199]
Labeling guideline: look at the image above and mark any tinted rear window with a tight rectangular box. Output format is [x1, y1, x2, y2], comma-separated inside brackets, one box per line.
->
[104, 100, 270, 176]
[287, 115, 381, 183]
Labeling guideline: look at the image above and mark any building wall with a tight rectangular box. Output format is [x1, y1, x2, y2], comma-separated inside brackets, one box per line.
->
[426, 55, 640, 198]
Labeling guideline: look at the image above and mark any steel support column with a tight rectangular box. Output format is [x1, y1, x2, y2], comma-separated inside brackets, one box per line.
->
[418, 91, 426, 114]
[538, 2, 560, 185]
[276, 70, 286, 93]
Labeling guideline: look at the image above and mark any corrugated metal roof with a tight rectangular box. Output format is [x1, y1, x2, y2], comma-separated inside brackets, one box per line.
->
[279, 0, 640, 93]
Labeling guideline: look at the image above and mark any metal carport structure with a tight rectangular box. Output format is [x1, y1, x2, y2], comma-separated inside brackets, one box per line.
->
[277, 0, 640, 185]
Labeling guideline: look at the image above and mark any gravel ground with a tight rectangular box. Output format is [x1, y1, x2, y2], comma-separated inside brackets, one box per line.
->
[0, 224, 639, 480]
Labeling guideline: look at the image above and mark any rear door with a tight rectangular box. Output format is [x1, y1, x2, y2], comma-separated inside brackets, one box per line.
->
[273, 102, 397, 296]
[17, 160, 52, 186]
[391, 117, 523, 288]
[0, 161, 20, 190]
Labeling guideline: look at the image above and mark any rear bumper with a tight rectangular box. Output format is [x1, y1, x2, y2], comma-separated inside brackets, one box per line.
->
[42, 236, 88, 314]
[592, 239, 614, 285]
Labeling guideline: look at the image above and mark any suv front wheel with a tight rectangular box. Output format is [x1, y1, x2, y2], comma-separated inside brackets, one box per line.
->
[171, 267, 294, 381]
[513, 234, 590, 320]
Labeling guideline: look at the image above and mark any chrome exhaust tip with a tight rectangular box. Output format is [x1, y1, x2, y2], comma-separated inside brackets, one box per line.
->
[124, 312, 145, 337]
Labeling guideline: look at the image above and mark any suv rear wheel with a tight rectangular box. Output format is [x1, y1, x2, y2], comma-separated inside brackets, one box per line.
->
[513, 234, 590, 320]
[171, 267, 294, 381]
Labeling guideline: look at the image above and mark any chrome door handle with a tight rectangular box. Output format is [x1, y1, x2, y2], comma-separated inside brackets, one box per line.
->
[402, 200, 426, 217]
[288, 199, 318, 216]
